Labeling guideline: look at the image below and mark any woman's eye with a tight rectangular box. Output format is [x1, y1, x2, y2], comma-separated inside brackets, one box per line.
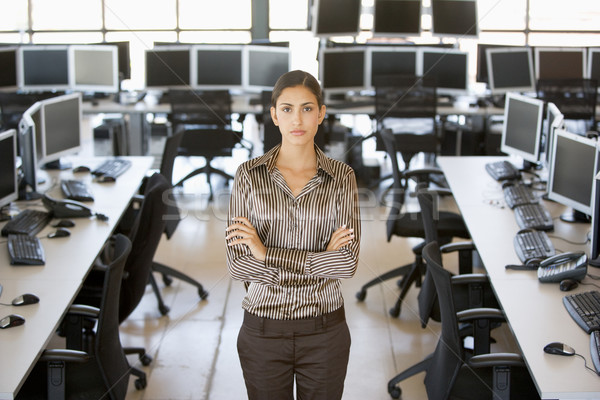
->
[282, 107, 291, 112]
[304, 107, 312, 112]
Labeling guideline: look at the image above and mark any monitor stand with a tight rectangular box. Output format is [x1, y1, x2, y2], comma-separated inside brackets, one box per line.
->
[43, 159, 72, 170]
[560, 209, 591, 223]
[18, 181, 42, 201]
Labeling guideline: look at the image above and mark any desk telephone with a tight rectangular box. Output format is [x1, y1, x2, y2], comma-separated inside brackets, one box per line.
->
[537, 251, 588, 283]
[42, 194, 108, 221]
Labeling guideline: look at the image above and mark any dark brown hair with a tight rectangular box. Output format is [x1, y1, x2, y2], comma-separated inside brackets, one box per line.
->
[271, 70, 323, 108]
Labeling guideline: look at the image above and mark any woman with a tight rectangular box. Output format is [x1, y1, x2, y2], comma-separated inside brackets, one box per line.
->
[225, 70, 361, 399]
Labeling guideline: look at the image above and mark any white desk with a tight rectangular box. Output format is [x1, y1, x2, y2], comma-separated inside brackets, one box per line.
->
[0, 156, 153, 400]
[438, 155, 599, 399]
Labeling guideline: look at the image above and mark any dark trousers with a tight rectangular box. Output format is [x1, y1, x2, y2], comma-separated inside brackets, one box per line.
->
[237, 306, 351, 400]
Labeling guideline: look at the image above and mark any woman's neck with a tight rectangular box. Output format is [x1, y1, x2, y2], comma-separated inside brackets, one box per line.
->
[276, 143, 317, 172]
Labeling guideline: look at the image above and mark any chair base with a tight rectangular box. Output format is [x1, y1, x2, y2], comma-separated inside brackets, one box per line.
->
[150, 261, 209, 315]
[175, 161, 233, 201]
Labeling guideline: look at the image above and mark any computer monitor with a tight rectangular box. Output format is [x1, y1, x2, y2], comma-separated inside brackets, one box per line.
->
[500, 92, 545, 169]
[145, 46, 191, 89]
[19, 45, 70, 92]
[372, 0, 421, 36]
[419, 48, 469, 95]
[192, 45, 243, 91]
[547, 128, 600, 222]
[590, 171, 600, 267]
[319, 47, 367, 95]
[544, 102, 564, 165]
[534, 47, 586, 80]
[106, 41, 131, 81]
[0, 47, 19, 91]
[0, 129, 18, 210]
[243, 45, 290, 93]
[69, 45, 119, 94]
[486, 47, 535, 94]
[369, 47, 418, 88]
[589, 48, 600, 82]
[431, 0, 479, 38]
[311, 0, 361, 37]
[36, 92, 82, 170]
[17, 102, 41, 199]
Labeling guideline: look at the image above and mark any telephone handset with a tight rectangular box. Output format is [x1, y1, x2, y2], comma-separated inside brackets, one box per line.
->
[537, 251, 588, 283]
[42, 194, 108, 220]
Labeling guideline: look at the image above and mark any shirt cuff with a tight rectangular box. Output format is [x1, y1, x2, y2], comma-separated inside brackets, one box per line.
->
[265, 247, 308, 275]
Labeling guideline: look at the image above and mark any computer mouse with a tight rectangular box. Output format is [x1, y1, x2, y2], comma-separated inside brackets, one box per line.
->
[53, 219, 75, 228]
[96, 175, 116, 183]
[12, 293, 40, 306]
[0, 314, 25, 329]
[73, 165, 91, 173]
[47, 228, 71, 239]
[543, 342, 576, 356]
[560, 279, 579, 292]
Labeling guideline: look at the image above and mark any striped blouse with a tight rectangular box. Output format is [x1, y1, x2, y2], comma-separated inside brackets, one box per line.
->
[226, 144, 361, 320]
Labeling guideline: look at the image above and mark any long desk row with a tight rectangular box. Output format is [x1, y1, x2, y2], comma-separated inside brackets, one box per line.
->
[439, 155, 599, 399]
[0, 156, 153, 400]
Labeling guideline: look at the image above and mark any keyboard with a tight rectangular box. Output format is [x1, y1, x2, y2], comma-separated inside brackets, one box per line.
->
[92, 158, 132, 178]
[485, 160, 521, 181]
[513, 229, 555, 263]
[61, 179, 94, 202]
[1, 209, 52, 237]
[590, 331, 600, 375]
[563, 290, 600, 334]
[503, 184, 537, 209]
[514, 203, 554, 231]
[7, 234, 45, 265]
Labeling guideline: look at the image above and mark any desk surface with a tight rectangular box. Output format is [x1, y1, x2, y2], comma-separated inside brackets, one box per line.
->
[438, 155, 599, 399]
[0, 156, 153, 400]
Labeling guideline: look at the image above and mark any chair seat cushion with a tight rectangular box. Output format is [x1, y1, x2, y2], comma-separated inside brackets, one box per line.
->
[387, 211, 469, 241]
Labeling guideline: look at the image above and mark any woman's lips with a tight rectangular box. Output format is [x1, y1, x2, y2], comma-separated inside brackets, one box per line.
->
[290, 130, 305, 136]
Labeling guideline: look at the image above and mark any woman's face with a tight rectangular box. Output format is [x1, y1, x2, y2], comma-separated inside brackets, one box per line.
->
[270, 85, 326, 148]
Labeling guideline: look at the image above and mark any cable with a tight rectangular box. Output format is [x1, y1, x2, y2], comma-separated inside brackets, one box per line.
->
[574, 352, 597, 375]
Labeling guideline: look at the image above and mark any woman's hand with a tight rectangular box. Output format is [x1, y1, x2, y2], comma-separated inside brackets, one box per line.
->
[226, 217, 267, 261]
[326, 225, 354, 251]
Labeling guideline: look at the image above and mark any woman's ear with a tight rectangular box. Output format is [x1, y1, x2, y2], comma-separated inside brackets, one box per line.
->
[318, 104, 326, 125]
[270, 106, 278, 126]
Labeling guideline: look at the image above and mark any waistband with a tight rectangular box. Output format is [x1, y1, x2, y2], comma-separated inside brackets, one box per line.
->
[243, 306, 346, 333]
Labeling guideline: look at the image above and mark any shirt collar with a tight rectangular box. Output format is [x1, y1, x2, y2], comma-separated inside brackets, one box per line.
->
[248, 144, 336, 180]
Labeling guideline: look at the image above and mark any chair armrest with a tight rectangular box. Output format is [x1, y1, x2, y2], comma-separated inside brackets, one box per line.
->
[451, 273, 489, 286]
[39, 349, 90, 363]
[467, 352, 525, 368]
[457, 307, 505, 324]
[440, 241, 475, 254]
[404, 167, 444, 182]
[67, 304, 100, 319]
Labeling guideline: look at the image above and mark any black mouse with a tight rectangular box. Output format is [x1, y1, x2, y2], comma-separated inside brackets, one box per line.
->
[53, 219, 75, 228]
[12, 293, 40, 306]
[0, 314, 25, 329]
[543, 342, 575, 356]
[96, 175, 116, 183]
[47, 228, 71, 239]
[560, 279, 579, 292]
[73, 165, 91, 173]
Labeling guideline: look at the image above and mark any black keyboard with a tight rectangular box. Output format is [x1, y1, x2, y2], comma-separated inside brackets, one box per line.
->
[514, 203, 554, 231]
[1, 209, 52, 237]
[485, 161, 521, 181]
[563, 291, 600, 334]
[590, 331, 600, 375]
[61, 179, 94, 202]
[504, 184, 537, 209]
[513, 229, 555, 263]
[7, 234, 45, 265]
[92, 158, 132, 178]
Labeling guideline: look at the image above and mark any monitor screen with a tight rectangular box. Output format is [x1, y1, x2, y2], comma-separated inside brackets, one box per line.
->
[0, 47, 18, 90]
[590, 171, 600, 266]
[476, 43, 509, 83]
[18, 102, 41, 197]
[244, 46, 290, 93]
[0, 129, 18, 209]
[534, 47, 586, 80]
[547, 128, 600, 217]
[420, 48, 468, 94]
[431, 0, 478, 38]
[544, 102, 564, 165]
[145, 46, 191, 88]
[320, 47, 367, 94]
[500, 92, 545, 166]
[373, 0, 421, 36]
[193, 45, 243, 90]
[312, 0, 361, 37]
[486, 47, 535, 94]
[369, 47, 418, 88]
[106, 41, 131, 80]
[70, 45, 119, 93]
[20, 46, 70, 92]
[589, 48, 600, 82]
[38, 92, 82, 168]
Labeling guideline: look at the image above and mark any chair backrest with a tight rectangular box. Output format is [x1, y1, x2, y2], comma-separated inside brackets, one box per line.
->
[375, 75, 437, 122]
[159, 132, 183, 239]
[536, 78, 598, 122]
[95, 233, 132, 400]
[119, 173, 170, 322]
[168, 89, 232, 131]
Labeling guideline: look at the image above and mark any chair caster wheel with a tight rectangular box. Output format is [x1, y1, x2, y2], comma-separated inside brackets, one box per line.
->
[355, 290, 367, 301]
[388, 385, 401, 399]
[135, 377, 147, 390]
[162, 274, 173, 286]
[199, 289, 209, 300]
[389, 305, 401, 318]
[140, 354, 152, 366]
[159, 303, 170, 315]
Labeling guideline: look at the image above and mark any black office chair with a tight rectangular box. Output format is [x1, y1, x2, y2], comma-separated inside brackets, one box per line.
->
[356, 128, 470, 318]
[388, 241, 540, 400]
[17, 234, 133, 400]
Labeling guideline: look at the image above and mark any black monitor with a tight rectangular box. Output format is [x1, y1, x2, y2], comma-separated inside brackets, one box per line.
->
[476, 43, 509, 83]
[420, 48, 469, 95]
[69, 45, 119, 94]
[372, 0, 421, 36]
[145, 46, 191, 89]
[20, 45, 70, 92]
[500, 92, 545, 169]
[369, 47, 418, 88]
[106, 41, 131, 81]
[590, 170, 600, 267]
[534, 47, 586, 80]
[319, 47, 367, 95]
[17, 102, 41, 199]
[193, 45, 243, 91]
[244, 46, 290, 93]
[312, 0, 361, 37]
[486, 47, 535, 94]
[0, 129, 18, 210]
[589, 48, 600, 83]
[431, 0, 479, 38]
[544, 102, 564, 165]
[0, 47, 19, 91]
[547, 128, 600, 222]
